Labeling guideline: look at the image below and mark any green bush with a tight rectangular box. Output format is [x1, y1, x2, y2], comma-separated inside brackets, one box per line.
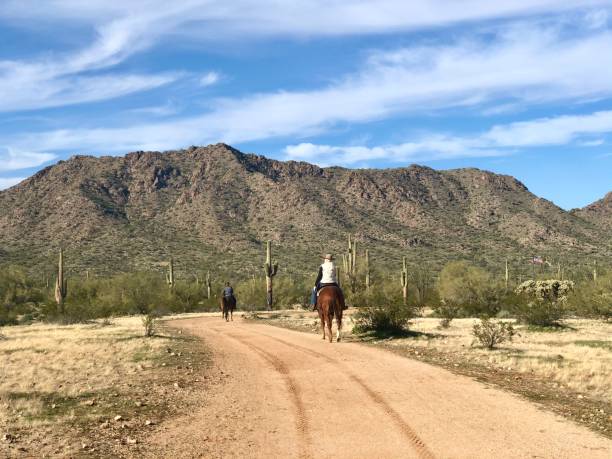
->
[569, 274, 612, 321]
[353, 303, 413, 336]
[437, 261, 503, 318]
[434, 300, 461, 328]
[471, 318, 515, 349]
[514, 279, 574, 326]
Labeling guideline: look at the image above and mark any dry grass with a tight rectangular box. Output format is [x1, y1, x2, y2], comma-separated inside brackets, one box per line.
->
[388, 318, 612, 402]
[0, 314, 211, 457]
[252, 311, 612, 403]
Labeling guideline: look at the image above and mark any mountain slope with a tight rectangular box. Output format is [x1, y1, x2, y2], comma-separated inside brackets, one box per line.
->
[575, 192, 612, 228]
[0, 144, 608, 277]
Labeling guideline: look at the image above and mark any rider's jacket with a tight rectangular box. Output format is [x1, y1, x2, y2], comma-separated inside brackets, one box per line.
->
[320, 260, 336, 284]
[223, 286, 234, 297]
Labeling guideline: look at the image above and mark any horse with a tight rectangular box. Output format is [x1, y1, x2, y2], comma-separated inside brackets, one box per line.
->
[220, 295, 236, 322]
[316, 286, 345, 343]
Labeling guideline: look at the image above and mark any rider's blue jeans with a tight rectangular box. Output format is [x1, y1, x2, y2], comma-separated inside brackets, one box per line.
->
[310, 287, 317, 305]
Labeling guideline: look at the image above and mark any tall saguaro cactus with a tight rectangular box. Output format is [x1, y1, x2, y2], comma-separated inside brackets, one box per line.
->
[593, 260, 598, 282]
[206, 270, 212, 299]
[166, 258, 175, 290]
[400, 257, 408, 305]
[54, 248, 68, 312]
[264, 241, 278, 310]
[365, 249, 371, 291]
[504, 259, 509, 290]
[343, 234, 357, 293]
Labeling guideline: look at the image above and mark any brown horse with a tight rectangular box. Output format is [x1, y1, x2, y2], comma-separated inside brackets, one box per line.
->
[316, 286, 345, 342]
[220, 296, 236, 322]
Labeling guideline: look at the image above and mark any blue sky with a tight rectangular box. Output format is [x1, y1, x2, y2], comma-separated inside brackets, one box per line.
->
[1, 1, 611, 209]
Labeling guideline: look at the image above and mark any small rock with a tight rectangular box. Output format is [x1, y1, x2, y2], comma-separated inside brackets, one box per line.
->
[114, 415, 123, 421]
[82, 443, 88, 450]
[100, 422, 110, 429]
[84, 400, 95, 406]
[2, 433, 15, 443]
[51, 404, 57, 409]
[577, 395, 584, 399]
[135, 401, 143, 407]
[126, 437, 137, 445]
[174, 382, 180, 389]
[145, 420, 153, 426]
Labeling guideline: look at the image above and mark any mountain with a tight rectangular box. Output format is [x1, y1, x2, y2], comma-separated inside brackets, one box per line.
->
[0, 144, 608, 278]
[574, 192, 612, 230]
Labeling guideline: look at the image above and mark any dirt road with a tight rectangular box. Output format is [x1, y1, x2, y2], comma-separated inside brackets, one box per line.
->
[147, 316, 611, 458]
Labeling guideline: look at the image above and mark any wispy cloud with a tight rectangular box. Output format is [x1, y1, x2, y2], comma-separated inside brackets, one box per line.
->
[2, 1, 610, 37]
[0, 148, 56, 172]
[4, 21, 612, 156]
[199, 72, 220, 87]
[283, 111, 612, 166]
[1, 1, 611, 114]
[0, 177, 25, 190]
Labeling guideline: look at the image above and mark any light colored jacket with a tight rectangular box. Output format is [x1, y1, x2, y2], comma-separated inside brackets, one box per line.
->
[320, 260, 336, 283]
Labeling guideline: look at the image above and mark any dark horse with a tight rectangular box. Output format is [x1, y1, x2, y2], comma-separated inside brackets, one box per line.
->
[316, 286, 345, 342]
[220, 296, 236, 322]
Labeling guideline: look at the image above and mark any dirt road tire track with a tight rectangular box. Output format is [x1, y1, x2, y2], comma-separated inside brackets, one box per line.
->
[219, 331, 313, 458]
[248, 331, 436, 459]
[144, 316, 611, 459]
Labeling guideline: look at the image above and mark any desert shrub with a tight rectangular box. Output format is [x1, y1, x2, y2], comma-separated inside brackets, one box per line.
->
[435, 300, 461, 328]
[514, 279, 574, 326]
[570, 274, 612, 321]
[471, 318, 515, 349]
[408, 264, 437, 316]
[437, 261, 503, 318]
[142, 311, 159, 337]
[353, 303, 413, 336]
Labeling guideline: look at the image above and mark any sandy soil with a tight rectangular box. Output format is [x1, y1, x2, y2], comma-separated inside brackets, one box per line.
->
[143, 315, 611, 459]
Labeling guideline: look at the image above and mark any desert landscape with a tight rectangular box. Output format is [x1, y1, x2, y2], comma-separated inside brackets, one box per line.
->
[2, 2, 612, 458]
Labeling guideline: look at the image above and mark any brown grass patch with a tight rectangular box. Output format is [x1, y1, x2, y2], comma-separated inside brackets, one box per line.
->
[0, 315, 211, 457]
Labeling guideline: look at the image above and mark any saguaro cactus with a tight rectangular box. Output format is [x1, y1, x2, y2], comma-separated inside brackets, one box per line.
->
[342, 234, 358, 293]
[400, 257, 408, 305]
[54, 248, 68, 311]
[365, 249, 371, 291]
[504, 259, 509, 290]
[166, 258, 175, 289]
[593, 260, 598, 282]
[264, 241, 278, 310]
[206, 270, 212, 299]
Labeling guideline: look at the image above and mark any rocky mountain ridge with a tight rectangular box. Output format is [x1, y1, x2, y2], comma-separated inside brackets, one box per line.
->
[0, 143, 608, 277]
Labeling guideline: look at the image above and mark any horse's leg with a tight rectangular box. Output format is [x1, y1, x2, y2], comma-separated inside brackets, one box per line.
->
[230, 307, 234, 321]
[318, 305, 326, 340]
[326, 311, 333, 343]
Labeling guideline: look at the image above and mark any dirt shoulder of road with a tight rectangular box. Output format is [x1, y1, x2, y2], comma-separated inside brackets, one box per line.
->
[245, 310, 612, 439]
[0, 314, 213, 458]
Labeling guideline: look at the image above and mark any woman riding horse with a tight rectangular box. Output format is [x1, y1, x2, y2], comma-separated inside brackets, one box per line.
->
[311, 254, 346, 342]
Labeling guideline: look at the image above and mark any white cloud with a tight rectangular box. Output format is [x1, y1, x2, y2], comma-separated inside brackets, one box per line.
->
[199, 72, 220, 87]
[0, 177, 25, 190]
[5, 22, 612, 155]
[0, 1, 610, 113]
[283, 111, 612, 166]
[2, 1, 611, 38]
[0, 148, 56, 172]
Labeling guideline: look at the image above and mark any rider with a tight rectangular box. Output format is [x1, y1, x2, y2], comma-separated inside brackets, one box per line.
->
[311, 254, 345, 310]
[223, 282, 235, 301]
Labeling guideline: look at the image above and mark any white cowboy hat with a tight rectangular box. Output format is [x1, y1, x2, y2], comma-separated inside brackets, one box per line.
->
[321, 253, 334, 260]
